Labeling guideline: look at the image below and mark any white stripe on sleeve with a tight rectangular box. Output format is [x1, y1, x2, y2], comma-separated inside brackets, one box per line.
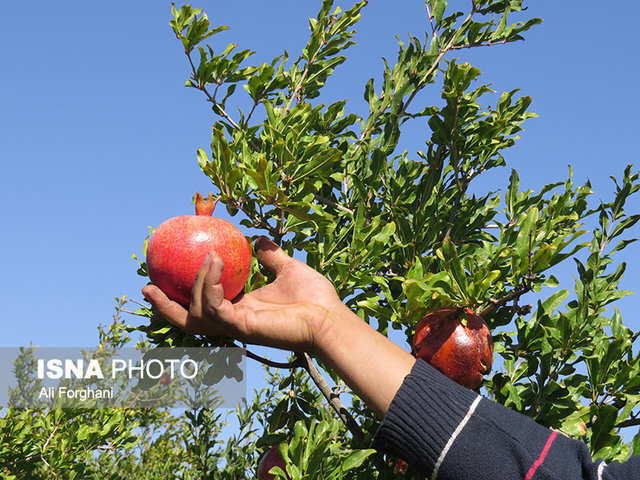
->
[431, 395, 482, 480]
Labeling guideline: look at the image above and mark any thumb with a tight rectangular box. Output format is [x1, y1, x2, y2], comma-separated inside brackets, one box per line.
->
[254, 236, 291, 275]
[141, 284, 189, 328]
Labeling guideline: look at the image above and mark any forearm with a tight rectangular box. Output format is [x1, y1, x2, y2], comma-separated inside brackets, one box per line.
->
[309, 306, 638, 480]
[312, 302, 416, 418]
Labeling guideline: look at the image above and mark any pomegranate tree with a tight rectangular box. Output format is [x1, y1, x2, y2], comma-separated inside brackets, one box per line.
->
[412, 307, 493, 389]
[146, 193, 252, 307]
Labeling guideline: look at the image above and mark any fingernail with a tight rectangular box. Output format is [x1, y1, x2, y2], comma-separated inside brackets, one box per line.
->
[255, 236, 268, 248]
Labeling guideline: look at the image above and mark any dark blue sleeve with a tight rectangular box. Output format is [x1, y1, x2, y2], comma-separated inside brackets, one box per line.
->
[372, 359, 639, 479]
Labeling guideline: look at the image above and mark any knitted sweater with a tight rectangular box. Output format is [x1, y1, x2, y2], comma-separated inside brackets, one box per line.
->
[373, 359, 640, 479]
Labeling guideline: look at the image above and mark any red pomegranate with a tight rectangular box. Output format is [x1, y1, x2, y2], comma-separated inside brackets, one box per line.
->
[257, 445, 289, 480]
[391, 458, 408, 475]
[159, 373, 172, 385]
[146, 193, 252, 307]
[412, 307, 493, 389]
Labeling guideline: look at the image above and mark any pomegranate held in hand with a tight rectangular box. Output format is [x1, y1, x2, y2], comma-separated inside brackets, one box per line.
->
[258, 445, 289, 480]
[412, 307, 492, 389]
[146, 193, 252, 307]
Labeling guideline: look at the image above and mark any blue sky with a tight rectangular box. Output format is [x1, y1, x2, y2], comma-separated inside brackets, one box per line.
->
[1, 0, 639, 364]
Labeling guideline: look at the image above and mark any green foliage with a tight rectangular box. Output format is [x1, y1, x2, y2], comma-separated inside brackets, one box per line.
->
[0, 406, 140, 479]
[274, 418, 374, 479]
[490, 167, 640, 462]
[0, 301, 141, 479]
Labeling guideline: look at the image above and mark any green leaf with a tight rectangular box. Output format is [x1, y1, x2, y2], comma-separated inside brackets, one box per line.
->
[372, 221, 396, 244]
[515, 207, 539, 273]
[438, 238, 469, 303]
[430, 0, 448, 28]
[341, 449, 375, 471]
[506, 169, 519, 220]
[541, 289, 568, 312]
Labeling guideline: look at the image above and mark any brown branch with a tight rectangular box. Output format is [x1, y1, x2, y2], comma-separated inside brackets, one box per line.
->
[284, 56, 316, 114]
[314, 194, 354, 215]
[400, 10, 475, 117]
[41, 421, 60, 453]
[284, 14, 338, 114]
[185, 50, 261, 153]
[243, 348, 305, 369]
[350, 9, 475, 160]
[245, 99, 260, 125]
[187, 52, 239, 129]
[450, 39, 508, 50]
[232, 199, 279, 237]
[37, 420, 62, 473]
[297, 352, 365, 445]
[479, 282, 534, 317]
[424, 1, 436, 38]
[616, 418, 640, 429]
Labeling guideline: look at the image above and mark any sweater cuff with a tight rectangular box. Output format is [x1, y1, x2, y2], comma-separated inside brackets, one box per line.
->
[372, 358, 479, 475]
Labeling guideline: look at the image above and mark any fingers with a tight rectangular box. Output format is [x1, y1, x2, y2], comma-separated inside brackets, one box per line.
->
[143, 252, 228, 336]
[142, 284, 189, 329]
[202, 253, 226, 310]
[254, 236, 291, 275]
[189, 252, 222, 316]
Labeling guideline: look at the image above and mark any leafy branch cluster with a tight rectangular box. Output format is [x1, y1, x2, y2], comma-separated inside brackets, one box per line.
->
[128, 0, 640, 471]
[491, 167, 640, 461]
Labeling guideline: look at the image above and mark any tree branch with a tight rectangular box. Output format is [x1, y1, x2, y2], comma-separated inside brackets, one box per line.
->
[232, 199, 280, 237]
[297, 352, 365, 445]
[185, 50, 260, 152]
[243, 348, 305, 369]
[241, 347, 365, 441]
[616, 418, 640, 429]
[351, 9, 475, 161]
[284, 54, 317, 115]
[314, 194, 354, 215]
[400, 10, 475, 116]
[450, 39, 508, 50]
[479, 281, 535, 318]
[284, 14, 338, 114]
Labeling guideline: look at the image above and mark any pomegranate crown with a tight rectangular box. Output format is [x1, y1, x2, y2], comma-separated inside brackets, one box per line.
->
[195, 192, 217, 216]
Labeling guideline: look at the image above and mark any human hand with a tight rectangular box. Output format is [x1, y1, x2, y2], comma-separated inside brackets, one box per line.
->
[141, 237, 343, 354]
[143, 236, 416, 417]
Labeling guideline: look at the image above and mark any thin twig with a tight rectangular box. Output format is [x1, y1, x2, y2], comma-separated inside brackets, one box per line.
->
[314, 194, 354, 215]
[284, 53, 317, 114]
[185, 51, 260, 152]
[479, 281, 535, 318]
[400, 10, 475, 116]
[41, 422, 60, 452]
[120, 309, 152, 317]
[617, 418, 640, 428]
[232, 199, 280, 237]
[450, 39, 508, 50]
[39, 421, 61, 471]
[284, 13, 337, 114]
[425, 2, 436, 38]
[245, 99, 260, 125]
[243, 348, 305, 369]
[351, 9, 475, 161]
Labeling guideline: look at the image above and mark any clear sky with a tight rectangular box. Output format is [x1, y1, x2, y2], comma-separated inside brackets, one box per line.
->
[1, 0, 639, 361]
